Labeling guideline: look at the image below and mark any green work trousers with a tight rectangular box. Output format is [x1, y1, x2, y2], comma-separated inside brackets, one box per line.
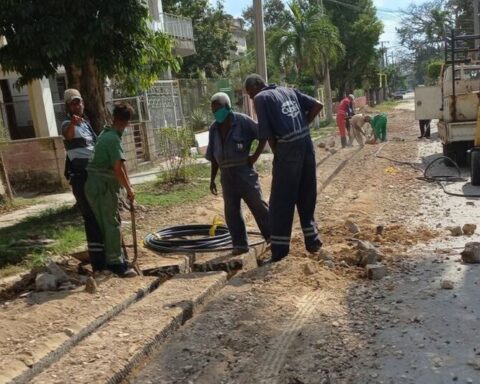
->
[84, 173, 123, 267]
[372, 115, 387, 142]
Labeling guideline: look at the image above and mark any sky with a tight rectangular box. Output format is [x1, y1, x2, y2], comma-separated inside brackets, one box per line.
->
[218, 0, 428, 49]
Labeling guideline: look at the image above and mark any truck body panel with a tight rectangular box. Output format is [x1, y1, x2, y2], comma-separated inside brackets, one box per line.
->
[438, 120, 476, 143]
[444, 93, 480, 122]
[414, 86, 442, 120]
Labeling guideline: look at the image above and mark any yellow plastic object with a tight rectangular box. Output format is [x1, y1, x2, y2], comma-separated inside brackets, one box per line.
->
[209, 215, 224, 237]
[384, 166, 398, 174]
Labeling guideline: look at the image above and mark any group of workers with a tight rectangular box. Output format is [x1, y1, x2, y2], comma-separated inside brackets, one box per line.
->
[206, 74, 323, 262]
[64, 75, 391, 275]
[336, 94, 388, 147]
[62, 89, 137, 278]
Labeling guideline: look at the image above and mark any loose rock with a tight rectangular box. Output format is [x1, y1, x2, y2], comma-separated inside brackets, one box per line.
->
[354, 240, 384, 267]
[461, 242, 480, 264]
[462, 224, 477, 236]
[345, 220, 360, 234]
[448, 226, 463, 236]
[317, 142, 326, 148]
[366, 264, 387, 280]
[85, 277, 97, 294]
[35, 272, 58, 291]
[440, 280, 454, 289]
[46, 261, 70, 283]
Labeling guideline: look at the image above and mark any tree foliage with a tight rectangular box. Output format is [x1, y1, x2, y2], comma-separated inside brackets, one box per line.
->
[268, 1, 344, 119]
[162, 0, 235, 78]
[324, 0, 383, 98]
[396, 0, 472, 85]
[0, 0, 179, 132]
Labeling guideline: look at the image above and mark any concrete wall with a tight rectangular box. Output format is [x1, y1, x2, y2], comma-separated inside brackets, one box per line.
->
[0, 137, 68, 193]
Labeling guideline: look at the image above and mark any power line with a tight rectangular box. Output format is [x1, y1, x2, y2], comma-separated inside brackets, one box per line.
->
[323, 0, 402, 14]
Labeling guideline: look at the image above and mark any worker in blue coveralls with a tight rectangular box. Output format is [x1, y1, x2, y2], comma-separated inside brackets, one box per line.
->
[244, 74, 324, 263]
[206, 92, 271, 255]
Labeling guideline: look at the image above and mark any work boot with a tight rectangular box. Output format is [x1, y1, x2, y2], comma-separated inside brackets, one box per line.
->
[340, 137, 347, 148]
[231, 247, 249, 256]
[107, 263, 138, 278]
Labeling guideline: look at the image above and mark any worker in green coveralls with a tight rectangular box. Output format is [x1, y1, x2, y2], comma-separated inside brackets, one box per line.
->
[368, 113, 388, 144]
[85, 103, 137, 278]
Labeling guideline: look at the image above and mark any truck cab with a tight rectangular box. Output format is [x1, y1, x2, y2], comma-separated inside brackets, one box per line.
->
[415, 63, 480, 165]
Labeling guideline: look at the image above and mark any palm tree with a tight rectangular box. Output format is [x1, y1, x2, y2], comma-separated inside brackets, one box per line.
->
[269, 1, 344, 121]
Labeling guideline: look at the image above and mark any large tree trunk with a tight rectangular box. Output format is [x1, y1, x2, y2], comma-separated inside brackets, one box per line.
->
[323, 62, 333, 122]
[80, 58, 107, 134]
[313, 77, 321, 128]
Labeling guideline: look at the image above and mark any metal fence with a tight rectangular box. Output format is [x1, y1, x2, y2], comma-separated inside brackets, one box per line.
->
[160, 13, 194, 40]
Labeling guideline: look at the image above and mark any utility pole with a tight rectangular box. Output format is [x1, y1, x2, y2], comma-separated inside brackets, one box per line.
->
[254, 0, 268, 82]
[474, 0, 479, 56]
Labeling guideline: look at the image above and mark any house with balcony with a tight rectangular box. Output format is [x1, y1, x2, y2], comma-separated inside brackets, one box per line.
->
[0, 0, 195, 193]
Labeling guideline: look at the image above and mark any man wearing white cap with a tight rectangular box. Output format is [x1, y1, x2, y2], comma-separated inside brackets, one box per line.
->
[62, 89, 105, 273]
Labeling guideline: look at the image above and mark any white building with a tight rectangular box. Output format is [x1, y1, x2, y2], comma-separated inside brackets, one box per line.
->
[0, 0, 194, 141]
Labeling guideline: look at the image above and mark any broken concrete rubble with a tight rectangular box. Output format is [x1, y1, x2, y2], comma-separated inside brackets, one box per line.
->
[461, 242, 480, 264]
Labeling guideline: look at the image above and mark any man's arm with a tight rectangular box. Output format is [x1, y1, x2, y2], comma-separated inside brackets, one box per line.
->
[306, 101, 323, 124]
[209, 159, 219, 195]
[114, 160, 135, 201]
[62, 115, 83, 140]
[249, 139, 267, 166]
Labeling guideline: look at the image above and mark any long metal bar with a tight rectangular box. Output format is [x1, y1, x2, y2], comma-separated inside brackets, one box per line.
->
[451, 28, 456, 122]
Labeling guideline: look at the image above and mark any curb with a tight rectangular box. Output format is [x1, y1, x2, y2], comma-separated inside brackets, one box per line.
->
[11, 276, 164, 384]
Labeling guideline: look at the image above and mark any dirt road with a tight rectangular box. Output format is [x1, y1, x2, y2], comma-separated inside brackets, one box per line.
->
[128, 105, 480, 384]
[2, 103, 480, 384]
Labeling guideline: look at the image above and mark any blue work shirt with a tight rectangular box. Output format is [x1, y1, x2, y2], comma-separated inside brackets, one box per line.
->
[61, 119, 96, 161]
[253, 85, 320, 143]
[205, 112, 258, 169]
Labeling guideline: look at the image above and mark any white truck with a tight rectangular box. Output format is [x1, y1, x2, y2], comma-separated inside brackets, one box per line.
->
[415, 63, 480, 165]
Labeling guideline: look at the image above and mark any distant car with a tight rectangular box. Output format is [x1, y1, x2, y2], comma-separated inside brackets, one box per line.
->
[399, 89, 406, 94]
[393, 91, 404, 100]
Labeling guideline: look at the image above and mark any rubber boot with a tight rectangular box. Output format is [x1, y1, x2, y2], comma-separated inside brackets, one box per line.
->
[341, 137, 347, 148]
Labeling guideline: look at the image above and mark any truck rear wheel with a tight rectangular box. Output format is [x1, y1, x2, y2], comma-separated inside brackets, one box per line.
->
[471, 149, 480, 186]
[442, 141, 472, 167]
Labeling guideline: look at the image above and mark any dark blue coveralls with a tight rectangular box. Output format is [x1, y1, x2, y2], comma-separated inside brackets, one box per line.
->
[62, 118, 105, 271]
[254, 85, 322, 260]
[205, 112, 270, 251]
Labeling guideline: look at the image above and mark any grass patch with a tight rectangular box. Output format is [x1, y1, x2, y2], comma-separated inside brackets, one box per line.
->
[374, 100, 402, 112]
[0, 205, 85, 277]
[0, 196, 46, 215]
[311, 124, 336, 140]
[136, 163, 211, 207]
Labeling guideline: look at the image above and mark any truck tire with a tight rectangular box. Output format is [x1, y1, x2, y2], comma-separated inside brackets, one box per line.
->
[442, 142, 472, 167]
[471, 149, 480, 186]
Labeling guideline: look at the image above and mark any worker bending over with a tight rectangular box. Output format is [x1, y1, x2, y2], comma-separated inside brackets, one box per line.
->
[368, 113, 388, 144]
[348, 114, 371, 147]
[206, 92, 270, 255]
[85, 103, 136, 278]
[245, 74, 323, 263]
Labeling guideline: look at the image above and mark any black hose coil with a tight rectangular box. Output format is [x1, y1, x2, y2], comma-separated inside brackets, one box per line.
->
[144, 224, 265, 253]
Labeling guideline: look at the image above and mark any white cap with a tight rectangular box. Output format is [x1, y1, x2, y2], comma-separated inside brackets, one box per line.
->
[64, 88, 82, 104]
[348, 94, 355, 100]
[211, 92, 231, 108]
